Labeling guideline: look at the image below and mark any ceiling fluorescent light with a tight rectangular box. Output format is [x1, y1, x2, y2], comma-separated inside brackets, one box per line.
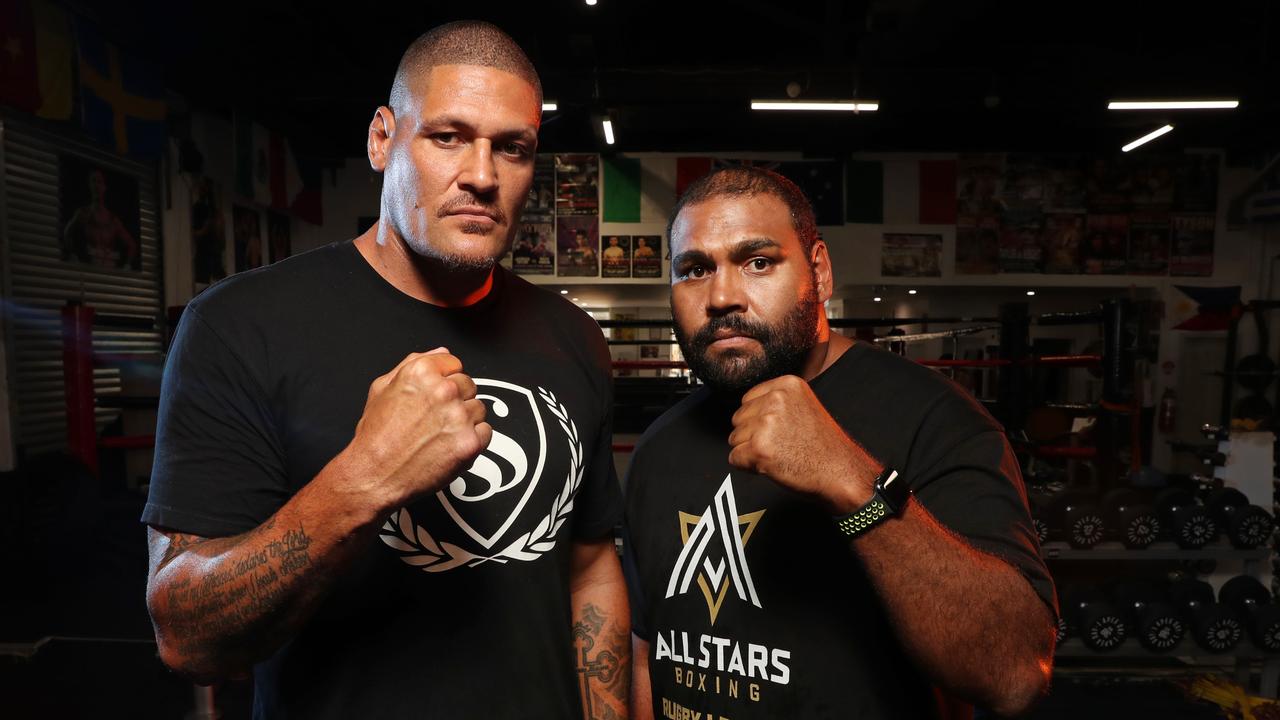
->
[602, 119, 615, 145]
[750, 100, 879, 112]
[1108, 100, 1239, 110]
[542, 102, 558, 112]
[1122, 124, 1174, 152]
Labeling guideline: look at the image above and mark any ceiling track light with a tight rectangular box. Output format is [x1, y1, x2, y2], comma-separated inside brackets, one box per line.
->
[1122, 124, 1174, 153]
[1108, 99, 1239, 110]
[750, 100, 879, 112]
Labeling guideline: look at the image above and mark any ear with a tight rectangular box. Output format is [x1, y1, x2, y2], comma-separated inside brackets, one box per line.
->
[367, 107, 396, 173]
[810, 239, 834, 303]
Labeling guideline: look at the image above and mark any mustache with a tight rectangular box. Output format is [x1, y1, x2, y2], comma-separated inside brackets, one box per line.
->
[436, 194, 507, 224]
[689, 314, 774, 351]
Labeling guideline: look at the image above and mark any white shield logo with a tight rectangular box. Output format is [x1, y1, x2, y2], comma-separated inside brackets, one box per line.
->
[435, 379, 547, 549]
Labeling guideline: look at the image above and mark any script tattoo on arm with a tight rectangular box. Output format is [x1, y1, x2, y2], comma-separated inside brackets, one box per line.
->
[148, 517, 318, 677]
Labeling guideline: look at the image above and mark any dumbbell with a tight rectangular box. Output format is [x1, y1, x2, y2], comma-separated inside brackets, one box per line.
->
[1205, 487, 1275, 549]
[1027, 491, 1053, 546]
[1168, 577, 1244, 653]
[1200, 424, 1229, 442]
[1110, 579, 1186, 652]
[1155, 488, 1218, 549]
[1062, 585, 1127, 651]
[1102, 488, 1161, 549]
[1170, 441, 1228, 467]
[1052, 491, 1106, 549]
[1218, 576, 1280, 652]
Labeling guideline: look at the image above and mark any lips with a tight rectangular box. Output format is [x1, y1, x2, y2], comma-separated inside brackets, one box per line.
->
[446, 207, 499, 222]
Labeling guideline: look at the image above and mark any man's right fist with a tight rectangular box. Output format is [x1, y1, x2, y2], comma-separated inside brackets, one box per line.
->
[347, 348, 492, 509]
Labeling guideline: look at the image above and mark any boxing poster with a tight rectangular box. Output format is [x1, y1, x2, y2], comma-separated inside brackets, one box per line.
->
[511, 221, 555, 275]
[555, 154, 599, 216]
[1042, 154, 1086, 212]
[1041, 213, 1084, 274]
[267, 211, 291, 264]
[58, 155, 142, 271]
[881, 233, 941, 277]
[525, 155, 556, 222]
[556, 215, 598, 277]
[232, 205, 263, 273]
[957, 154, 1005, 217]
[191, 176, 227, 287]
[1127, 213, 1170, 275]
[997, 206, 1043, 273]
[955, 216, 1000, 275]
[632, 235, 662, 278]
[1085, 157, 1134, 213]
[1170, 214, 1215, 277]
[602, 235, 631, 278]
[1083, 214, 1129, 274]
[1174, 154, 1219, 213]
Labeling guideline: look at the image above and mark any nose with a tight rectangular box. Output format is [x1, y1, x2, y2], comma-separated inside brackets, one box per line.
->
[458, 140, 498, 196]
[706, 266, 747, 317]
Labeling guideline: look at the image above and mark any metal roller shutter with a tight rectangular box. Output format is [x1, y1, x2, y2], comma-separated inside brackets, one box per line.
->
[1, 112, 164, 457]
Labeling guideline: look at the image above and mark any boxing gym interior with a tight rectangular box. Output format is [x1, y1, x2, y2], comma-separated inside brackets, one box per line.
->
[2, 0, 1280, 717]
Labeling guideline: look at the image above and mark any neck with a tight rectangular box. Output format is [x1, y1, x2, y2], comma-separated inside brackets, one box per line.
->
[355, 221, 495, 307]
[798, 316, 852, 381]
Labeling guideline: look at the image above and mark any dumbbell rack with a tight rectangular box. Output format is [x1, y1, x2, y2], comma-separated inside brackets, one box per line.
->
[1043, 540, 1280, 696]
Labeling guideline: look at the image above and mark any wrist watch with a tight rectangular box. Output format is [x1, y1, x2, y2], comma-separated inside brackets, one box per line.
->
[834, 467, 910, 538]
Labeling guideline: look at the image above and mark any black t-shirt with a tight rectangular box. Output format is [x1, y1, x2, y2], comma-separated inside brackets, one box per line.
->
[623, 342, 1056, 719]
[143, 241, 623, 719]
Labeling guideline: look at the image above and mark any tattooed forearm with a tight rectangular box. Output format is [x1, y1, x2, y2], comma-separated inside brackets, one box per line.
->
[573, 602, 630, 720]
[147, 520, 320, 677]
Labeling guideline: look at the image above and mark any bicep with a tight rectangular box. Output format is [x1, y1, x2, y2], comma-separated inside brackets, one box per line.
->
[570, 537, 624, 592]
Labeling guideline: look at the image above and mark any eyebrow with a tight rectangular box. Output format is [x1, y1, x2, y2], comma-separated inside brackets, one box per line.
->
[419, 115, 538, 143]
[670, 237, 783, 269]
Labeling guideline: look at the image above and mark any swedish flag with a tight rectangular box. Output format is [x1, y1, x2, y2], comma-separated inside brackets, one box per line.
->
[75, 21, 165, 158]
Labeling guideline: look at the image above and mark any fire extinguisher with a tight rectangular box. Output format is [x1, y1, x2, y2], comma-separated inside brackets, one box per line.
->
[1158, 388, 1177, 434]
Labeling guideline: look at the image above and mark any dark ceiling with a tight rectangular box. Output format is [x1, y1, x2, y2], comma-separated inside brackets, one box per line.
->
[77, 0, 1278, 166]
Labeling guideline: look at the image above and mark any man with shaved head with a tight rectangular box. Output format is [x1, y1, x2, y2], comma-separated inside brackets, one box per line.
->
[144, 21, 629, 719]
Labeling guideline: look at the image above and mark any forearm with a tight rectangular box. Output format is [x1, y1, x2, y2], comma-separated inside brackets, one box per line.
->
[852, 500, 1054, 716]
[146, 452, 387, 680]
[631, 635, 653, 720]
[571, 540, 631, 720]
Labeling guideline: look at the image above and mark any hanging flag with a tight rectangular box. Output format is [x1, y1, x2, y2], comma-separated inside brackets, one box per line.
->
[919, 159, 957, 224]
[1172, 285, 1241, 331]
[75, 20, 165, 157]
[31, 0, 71, 119]
[846, 160, 884, 223]
[775, 160, 843, 226]
[268, 130, 303, 212]
[290, 152, 323, 226]
[0, 0, 41, 113]
[676, 157, 712, 199]
[603, 156, 641, 222]
[234, 115, 271, 205]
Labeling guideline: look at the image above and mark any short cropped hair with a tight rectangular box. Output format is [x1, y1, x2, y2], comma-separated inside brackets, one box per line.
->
[389, 20, 543, 114]
[668, 166, 819, 256]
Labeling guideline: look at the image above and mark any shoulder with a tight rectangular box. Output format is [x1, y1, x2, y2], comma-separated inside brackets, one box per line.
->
[187, 242, 350, 330]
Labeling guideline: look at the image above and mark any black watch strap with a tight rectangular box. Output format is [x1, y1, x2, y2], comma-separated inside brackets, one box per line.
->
[834, 468, 908, 538]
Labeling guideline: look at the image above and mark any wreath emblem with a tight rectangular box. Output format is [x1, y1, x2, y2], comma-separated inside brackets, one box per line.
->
[379, 387, 583, 572]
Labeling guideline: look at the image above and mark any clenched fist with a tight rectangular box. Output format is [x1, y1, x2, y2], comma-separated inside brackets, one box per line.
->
[728, 374, 881, 514]
[346, 347, 491, 509]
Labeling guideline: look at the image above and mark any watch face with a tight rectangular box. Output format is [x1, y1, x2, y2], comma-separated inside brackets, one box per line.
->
[878, 468, 909, 511]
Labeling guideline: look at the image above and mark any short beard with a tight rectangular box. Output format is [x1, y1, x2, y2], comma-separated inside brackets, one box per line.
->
[404, 225, 503, 272]
[675, 283, 821, 396]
